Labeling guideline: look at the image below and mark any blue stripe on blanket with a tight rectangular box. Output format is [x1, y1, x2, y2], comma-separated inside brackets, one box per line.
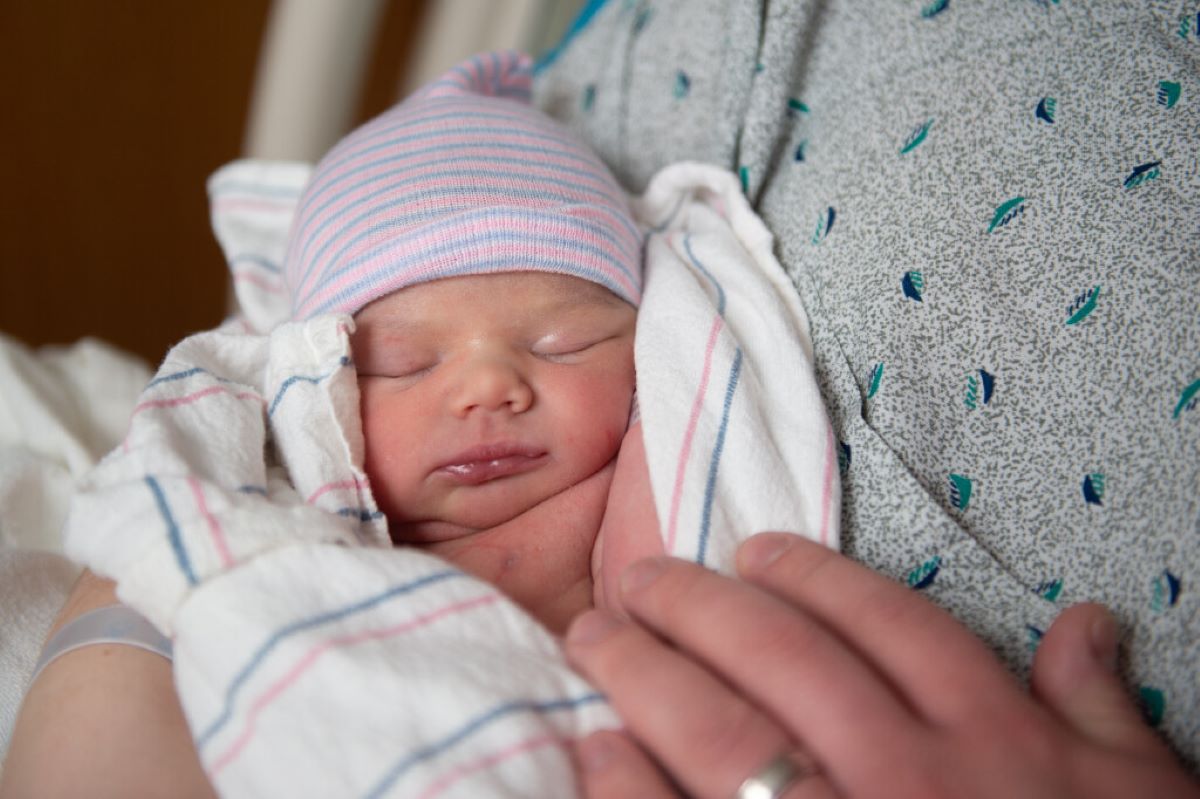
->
[145, 476, 197, 585]
[196, 569, 465, 749]
[697, 348, 744, 566]
[146, 366, 209, 389]
[682, 233, 727, 316]
[267, 356, 352, 417]
[363, 692, 608, 798]
[146, 366, 247, 390]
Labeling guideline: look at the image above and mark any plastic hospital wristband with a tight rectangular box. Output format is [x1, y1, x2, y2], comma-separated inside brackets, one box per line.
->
[28, 604, 173, 687]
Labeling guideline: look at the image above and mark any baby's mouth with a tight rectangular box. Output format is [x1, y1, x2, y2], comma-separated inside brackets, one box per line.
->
[435, 444, 547, 485]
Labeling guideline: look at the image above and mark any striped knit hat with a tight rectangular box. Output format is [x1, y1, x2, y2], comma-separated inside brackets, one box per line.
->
[283, 51, 641, 320]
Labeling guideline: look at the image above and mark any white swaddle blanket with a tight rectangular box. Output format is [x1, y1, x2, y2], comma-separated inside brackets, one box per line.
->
[64, 161, 838, 797]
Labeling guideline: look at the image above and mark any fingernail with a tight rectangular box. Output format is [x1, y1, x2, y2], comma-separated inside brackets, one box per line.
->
[1089, 610, 1120, 674]
[577, 731, 618, 773]
[567, 609, 624, 646]
[738, 532, 797, 576]
[620, 558, 667, 596]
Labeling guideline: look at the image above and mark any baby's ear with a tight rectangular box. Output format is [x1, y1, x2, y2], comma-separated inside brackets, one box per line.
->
[594, 422, 663, 617]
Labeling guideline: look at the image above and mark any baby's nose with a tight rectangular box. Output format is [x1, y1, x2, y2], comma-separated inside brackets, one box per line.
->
[452, 356, 533, 417]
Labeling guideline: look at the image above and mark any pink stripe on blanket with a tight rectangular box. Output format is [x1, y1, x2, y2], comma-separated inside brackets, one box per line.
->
[208, 593, 501, 776]
[819, 425, 835, 548]
[416, 734, 566, 799]
[123, 386, 265, 452]
[188, 476, 233, 569]
[665, 316, 724, 553]
[132, 385, 264, 418]
[305, 477, 364, 505]
[233, 272, 284, 294]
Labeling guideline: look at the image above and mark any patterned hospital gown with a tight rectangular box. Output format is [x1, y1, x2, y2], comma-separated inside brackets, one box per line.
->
[535, 0, 1199, 768]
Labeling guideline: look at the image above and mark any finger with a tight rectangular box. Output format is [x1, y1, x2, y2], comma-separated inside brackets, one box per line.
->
[736, 533, 1023, 724]
[615, 557, 917, 787]
[565, 609, 796, 799]
[1032, 603, 1170, 758]
[575, 730, 681, 799]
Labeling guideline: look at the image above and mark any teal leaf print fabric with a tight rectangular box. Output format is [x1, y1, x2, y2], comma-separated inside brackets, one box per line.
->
[536, 0, 1200, 768]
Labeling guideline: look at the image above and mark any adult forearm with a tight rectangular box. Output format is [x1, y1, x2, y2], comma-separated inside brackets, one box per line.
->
[0, 571, 215, 799]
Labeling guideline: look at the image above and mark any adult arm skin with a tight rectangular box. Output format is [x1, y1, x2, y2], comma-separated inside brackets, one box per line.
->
[566, 533, 1200, 799]
[0, 570, 216, 799]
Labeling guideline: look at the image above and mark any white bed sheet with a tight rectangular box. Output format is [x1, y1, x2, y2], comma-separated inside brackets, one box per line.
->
[0, 333, 152, 763]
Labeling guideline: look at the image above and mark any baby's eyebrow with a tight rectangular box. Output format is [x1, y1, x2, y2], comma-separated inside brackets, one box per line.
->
[359, 311, 433, 335]
[354, 320, 433, 353]
[539, 290, 629, 316]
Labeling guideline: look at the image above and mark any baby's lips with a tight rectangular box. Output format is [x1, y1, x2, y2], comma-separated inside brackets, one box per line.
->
[435, 443, 548, 485]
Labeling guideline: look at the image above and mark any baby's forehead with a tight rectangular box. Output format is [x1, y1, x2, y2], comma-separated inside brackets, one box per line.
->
[355, 272, 633, 326]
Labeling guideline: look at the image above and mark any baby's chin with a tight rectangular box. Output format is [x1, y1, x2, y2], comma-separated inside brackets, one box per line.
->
[388, 494, 544, 544]
[387, 463, 617, 547]
[388, 517, 486, 546]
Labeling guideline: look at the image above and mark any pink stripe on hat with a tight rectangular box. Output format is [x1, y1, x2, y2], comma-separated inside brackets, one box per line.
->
[283, 50, 641, 319]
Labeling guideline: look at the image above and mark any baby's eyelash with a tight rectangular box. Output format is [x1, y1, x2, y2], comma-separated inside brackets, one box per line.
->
[533, 338, 609, 361]
[359, 362, 435, 380]
[397, 366, 434, 378]
[544, 343, 592, 355]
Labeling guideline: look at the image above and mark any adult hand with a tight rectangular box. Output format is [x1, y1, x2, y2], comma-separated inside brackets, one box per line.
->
[565, 533, 1199, 798]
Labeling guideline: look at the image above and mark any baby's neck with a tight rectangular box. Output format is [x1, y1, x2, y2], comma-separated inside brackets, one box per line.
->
[389, 461, 616, 634]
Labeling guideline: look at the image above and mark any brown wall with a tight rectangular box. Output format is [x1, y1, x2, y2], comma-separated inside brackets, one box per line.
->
[0, 1, 426, 367]
[0, 1, 271, 365]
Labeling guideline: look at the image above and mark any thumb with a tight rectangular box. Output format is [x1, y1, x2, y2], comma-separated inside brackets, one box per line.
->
[1031, 603, 1163, 756]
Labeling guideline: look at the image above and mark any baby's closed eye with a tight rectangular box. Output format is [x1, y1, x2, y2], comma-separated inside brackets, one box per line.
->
[357, 354, 438, 380]
[531, 334, 619, 363]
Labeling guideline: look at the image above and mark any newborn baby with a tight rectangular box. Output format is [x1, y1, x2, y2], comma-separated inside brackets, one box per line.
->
[276, 49, 652, 632]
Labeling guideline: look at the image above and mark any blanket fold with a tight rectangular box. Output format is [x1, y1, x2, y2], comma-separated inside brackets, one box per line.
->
[63, 161, 837, 797]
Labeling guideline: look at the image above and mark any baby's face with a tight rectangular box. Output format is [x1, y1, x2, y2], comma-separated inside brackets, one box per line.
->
[352, 272, 636, 546]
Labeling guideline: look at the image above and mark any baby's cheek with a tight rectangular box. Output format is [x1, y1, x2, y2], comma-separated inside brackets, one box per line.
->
[568, 375, 635, 452]
[356, 381, 425, 525]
